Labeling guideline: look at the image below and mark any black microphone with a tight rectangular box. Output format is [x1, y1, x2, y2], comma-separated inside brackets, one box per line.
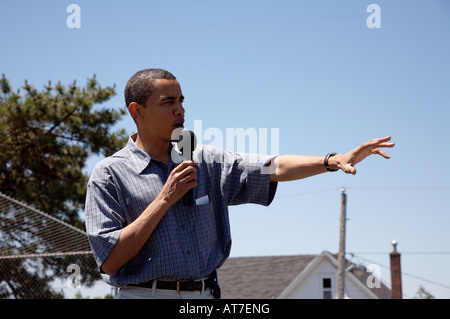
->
[177, 130, 197, 206]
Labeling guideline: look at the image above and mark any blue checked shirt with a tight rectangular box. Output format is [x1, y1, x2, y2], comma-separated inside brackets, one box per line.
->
[85, 134, 277, 287]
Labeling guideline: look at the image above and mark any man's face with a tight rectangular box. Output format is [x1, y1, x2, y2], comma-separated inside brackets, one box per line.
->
[139, 79, 185, 142]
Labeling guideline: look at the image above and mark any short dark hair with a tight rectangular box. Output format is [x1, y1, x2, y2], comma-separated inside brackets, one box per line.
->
[124, 68, 176, 107]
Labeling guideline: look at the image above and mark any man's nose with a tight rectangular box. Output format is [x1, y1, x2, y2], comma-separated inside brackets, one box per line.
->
[174, 101, 185, 116]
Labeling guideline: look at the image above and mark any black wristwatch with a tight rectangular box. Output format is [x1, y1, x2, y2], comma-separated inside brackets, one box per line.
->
[324, 152, 339, 172]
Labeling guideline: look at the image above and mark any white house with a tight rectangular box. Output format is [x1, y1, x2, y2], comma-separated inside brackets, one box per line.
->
[218, 251, 391, 299]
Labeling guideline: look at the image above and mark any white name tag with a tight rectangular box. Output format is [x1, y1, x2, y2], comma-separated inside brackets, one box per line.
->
[195, 195, 209, 206]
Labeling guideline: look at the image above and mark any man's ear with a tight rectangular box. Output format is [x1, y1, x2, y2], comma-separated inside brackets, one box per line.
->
[128, 102, 142, 121]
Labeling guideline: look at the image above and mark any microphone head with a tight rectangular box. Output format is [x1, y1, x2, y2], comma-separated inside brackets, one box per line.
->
[177, 130, 197, 161]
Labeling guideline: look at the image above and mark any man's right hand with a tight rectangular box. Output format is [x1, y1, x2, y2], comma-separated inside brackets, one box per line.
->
[158, 161, 198, 207]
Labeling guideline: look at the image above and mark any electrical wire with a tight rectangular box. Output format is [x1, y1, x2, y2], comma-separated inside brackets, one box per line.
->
[277, 186, 450, 199]
[350, 251, 450, 255]
[346, 186, 450, 191]
[276, 187, 340, 198]
[349, 253, 450, 291]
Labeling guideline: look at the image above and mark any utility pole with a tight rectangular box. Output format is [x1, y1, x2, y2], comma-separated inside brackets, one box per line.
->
[337, 187, 347, 299]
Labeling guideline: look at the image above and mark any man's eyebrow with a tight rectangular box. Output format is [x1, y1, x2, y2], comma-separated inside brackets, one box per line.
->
[160, 95, 184, 102]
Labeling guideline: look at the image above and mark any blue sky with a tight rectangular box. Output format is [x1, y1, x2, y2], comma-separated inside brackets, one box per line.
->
[1, 0, 449, 298]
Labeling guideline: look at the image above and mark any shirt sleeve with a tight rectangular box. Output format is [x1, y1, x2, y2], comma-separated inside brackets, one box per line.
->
[218, 150, 278, 206]
[85, 163, 124, 271]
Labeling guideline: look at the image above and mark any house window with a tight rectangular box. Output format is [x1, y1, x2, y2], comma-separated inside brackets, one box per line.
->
[322, 278, 332, 299]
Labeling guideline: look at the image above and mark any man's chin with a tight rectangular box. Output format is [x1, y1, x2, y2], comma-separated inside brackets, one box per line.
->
[170, 126, 184, 141]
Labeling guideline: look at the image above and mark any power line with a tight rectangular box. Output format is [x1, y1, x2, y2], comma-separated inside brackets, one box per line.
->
[277, 186, 450, 199]
[350, 251, 450, 255]
[276, 187, 340, 198]
[349, 253, 450, 291]
[346, 186, 450, 191]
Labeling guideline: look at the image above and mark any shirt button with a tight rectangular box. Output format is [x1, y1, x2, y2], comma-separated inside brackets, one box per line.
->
[180, 225, 185, 230]
[186, 250, 191, 256]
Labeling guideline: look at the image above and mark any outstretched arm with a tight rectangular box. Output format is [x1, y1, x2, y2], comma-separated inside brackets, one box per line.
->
[270, 136, 395, 182]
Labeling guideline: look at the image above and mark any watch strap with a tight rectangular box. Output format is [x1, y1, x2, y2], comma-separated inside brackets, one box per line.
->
[324, 152, 339, 172]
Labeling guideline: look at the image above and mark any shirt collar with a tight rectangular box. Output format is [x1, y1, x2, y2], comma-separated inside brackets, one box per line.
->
[127, 133, 182, 173]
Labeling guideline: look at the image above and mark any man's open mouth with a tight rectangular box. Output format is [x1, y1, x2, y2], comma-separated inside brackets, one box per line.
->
[174, 119, 185, 128]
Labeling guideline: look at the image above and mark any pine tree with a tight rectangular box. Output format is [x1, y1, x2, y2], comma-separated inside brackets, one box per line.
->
[0, 74, 127, 225]
[0, 75, 128, 298]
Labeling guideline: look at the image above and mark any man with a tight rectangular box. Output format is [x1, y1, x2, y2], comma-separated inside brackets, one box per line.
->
[85, 68, 394, 299]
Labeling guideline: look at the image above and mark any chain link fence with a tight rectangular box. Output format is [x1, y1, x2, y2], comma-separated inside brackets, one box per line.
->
[0, 252, 115, 299]
[0, 192, 115, 299]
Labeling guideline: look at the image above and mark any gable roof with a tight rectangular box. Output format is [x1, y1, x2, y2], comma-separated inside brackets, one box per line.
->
[218, 255, 316, 299]
[218, 251, 391, 299]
